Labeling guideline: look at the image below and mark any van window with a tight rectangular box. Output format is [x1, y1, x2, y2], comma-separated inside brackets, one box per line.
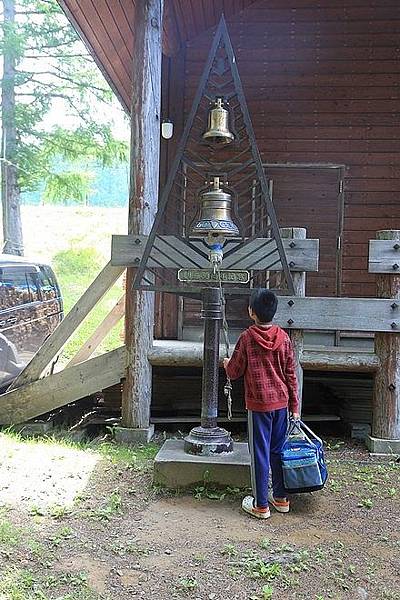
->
[0, 267, 32, 309]
[26, 272, 41, 302]
[38, 266, 57, 300]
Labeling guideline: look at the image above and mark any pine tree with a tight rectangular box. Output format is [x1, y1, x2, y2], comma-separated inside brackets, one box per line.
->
[0, 0, 128, 254]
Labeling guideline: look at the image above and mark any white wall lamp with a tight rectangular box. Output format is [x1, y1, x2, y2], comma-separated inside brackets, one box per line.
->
[161, 118, 174, 140]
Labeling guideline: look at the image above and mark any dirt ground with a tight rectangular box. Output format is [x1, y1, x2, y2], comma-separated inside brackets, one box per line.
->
[0, 431, 399, 600]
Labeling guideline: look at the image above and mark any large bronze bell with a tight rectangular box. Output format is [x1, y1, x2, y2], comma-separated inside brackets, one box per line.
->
[191, 177, 239, 240]
[203, 97, 234, 144]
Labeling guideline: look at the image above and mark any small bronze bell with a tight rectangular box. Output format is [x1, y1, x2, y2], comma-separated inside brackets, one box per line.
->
[203, 97, 234, 145]
[191, 177, 239, 240]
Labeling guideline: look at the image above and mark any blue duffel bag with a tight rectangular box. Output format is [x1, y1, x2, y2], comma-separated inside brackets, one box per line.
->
[281, 419, 328, 494]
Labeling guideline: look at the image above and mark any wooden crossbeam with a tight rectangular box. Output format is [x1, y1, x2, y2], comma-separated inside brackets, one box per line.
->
[276, 296, 399, 333]
[111, 234, 320, 272]
[0, 347, 125, 425]
[67, 294, 125, 367]
[369, 239, 400, 273]
[149, 341, 380, 373]
[9, 262, 125, 390]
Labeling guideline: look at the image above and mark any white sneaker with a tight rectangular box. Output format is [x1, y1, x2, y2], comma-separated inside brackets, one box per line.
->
[268, 493, 290, 513]
[242, 495, 271, 519]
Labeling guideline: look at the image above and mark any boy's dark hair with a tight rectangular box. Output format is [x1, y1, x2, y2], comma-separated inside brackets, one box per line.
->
[249, 288, 278, 323]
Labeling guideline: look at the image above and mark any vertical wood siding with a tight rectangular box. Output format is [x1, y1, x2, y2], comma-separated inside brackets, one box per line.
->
[182, 0, 400, 301]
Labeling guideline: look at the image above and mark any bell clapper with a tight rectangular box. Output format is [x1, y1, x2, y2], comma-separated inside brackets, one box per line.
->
[208, 241, 224, 274]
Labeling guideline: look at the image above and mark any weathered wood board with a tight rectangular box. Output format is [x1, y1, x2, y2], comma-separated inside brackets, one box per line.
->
[0, 347, 125, 425]
[276, 296, 400, 332]
[149, 340, 379, 373]
[111, 234, 320, 272]
[369, 239, 400, 273]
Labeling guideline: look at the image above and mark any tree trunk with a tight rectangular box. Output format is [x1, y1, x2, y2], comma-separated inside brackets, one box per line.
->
[121, 0, 163, 429]
[1, 0, 23, 255]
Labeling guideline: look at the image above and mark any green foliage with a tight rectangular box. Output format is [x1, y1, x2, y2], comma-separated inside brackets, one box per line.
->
[0, 515, 22, 548]
[89, 490, 122, 521]
[177, 577, 198, 592]
[43, 171, 94, 205]
[261, 586, 274, 599]
[52, 247, 102, 279]
[1, 0, 128, 206]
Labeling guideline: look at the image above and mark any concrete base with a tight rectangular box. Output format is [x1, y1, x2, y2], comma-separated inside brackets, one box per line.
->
[114, 425, 154, 445]
[153, 439, 251, 488]
[366, 435, 400, 456]
[350, 423, 371, 441]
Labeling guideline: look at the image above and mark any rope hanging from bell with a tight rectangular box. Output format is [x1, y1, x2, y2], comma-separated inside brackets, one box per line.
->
[217, 266, 233, 421]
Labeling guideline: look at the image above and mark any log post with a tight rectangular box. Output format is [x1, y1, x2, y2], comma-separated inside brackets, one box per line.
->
[371, 230, 400, 448]
[280, 227, 306, 413]
[119, 0, 163, 444]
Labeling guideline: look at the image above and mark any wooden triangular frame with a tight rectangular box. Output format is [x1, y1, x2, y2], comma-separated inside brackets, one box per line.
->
[134, 15, 295, 295]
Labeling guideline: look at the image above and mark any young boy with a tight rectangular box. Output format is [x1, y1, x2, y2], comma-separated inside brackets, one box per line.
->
[223, 288, 300, 519]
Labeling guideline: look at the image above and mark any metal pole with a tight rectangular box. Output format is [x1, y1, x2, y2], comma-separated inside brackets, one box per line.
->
[184, 287, 233, 455]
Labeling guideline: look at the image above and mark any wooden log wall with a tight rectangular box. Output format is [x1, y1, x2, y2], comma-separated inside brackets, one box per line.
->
[173, 0, 400, 305]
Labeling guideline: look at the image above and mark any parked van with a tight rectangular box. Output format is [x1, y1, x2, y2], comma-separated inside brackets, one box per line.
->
[0, 255, 63, 390]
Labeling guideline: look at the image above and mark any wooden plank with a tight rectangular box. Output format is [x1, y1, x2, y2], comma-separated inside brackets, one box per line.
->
[0, 347, 125, 425]
[58, 0, 130, 112]
[262, 127, 400, 141]
[369, 240, 400, 273]
[111, 234, 320, 272]
[243, 6, 400, 23]
[150, 414, 341, 424]
[149, 340, 380, 372]
[188, 34, 400, 53]
[9, 262, 125, 389]
[281, 228, 306, 412]
[275, 296, 400, 332]
[60, 0, 131, 109]
[67, 294, 126, 367]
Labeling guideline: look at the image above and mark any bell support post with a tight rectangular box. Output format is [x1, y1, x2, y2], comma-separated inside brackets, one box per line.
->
[184, 287, 233, 455]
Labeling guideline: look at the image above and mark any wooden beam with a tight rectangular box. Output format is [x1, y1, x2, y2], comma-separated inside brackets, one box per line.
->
[276, 296, 400, 333]
[122, 0, 163, 431]
[67, 294, 125, 367]
[162, 0, 181, 56]
[9, 262, 124, 390]
[303, 347, 379, 373]
[149, 340, 380, 373]
[111, 234, 320, 272]
[0, 347, 125, 425]
[373, 230, 400, 439]
[281, 227, 306, 412]
[369, 239, 400, 273]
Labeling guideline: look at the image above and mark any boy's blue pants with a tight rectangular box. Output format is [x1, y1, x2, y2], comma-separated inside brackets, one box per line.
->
[248, 408, 288, 508]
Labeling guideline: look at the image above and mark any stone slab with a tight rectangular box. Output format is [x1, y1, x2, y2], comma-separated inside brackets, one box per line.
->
[114, 425, 155, 445]
[366, 435, 400, 456]
[153, 439, 251, 488]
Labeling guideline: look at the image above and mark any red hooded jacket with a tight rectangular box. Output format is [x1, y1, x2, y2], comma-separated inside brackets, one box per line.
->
[225, 324, 299, 413]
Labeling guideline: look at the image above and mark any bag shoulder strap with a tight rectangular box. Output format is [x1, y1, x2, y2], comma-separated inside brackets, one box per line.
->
[287, 418, 322, 446]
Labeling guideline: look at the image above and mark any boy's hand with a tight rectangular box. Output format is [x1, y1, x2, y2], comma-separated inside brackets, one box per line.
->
[291, 412, 300, 421]
[223, 357, 230, 370]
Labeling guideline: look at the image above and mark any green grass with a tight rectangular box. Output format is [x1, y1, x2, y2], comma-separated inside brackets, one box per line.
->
[1, 430, 159, 466]
[0, 514, 22, 549]
[53, 244, 124, 363]
[0, 567, 100, 600]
